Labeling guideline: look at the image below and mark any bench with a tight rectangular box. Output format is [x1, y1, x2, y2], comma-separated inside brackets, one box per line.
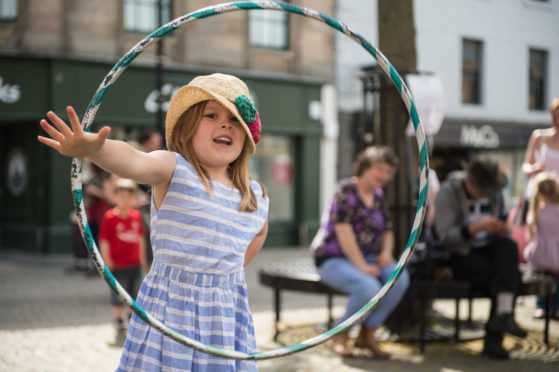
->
[258, 257, 556, 353]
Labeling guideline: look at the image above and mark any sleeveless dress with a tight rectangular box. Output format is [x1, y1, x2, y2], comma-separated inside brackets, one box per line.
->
[524, 204, 559, 272]
[525, 143, 559, 197]
[117, 153, 269, 371]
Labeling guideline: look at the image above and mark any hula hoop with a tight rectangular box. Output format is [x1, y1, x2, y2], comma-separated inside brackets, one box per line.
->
[72, 1, 429, 360]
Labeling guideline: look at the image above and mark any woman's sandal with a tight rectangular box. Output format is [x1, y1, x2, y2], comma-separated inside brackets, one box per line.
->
[354, 329, 391, 359]
[331, 333, 352, 357]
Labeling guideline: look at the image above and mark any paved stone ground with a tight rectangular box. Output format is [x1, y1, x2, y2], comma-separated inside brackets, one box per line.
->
[1, 248, 558, 371]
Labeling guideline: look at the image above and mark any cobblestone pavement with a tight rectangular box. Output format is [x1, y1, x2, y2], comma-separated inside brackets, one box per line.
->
[1, 248, 558, 372]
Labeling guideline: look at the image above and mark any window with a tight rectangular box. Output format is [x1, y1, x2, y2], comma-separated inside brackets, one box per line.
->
[0, 0, 17, 20]
[124, 0, 171, 33]
[529, 48, 548, 110]
[249, 7, 288, 49]
[462, 39, 483, 104]
[249, 135, 295, 222]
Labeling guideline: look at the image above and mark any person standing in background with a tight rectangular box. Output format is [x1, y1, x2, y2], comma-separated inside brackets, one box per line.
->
[99, 178, 147, 332]
[522, 98, 559, 197]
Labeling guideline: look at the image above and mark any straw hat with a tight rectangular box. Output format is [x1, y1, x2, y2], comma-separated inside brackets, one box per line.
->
[165, 73, 262, 154]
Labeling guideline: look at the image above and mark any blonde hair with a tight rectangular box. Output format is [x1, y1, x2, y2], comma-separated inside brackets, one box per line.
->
[549, 97, 559, 114]
[529, 171, 559, 230]
[353, 146, 399, 177]
[167, 101, 265, 212]
[114, 177, 137, 194]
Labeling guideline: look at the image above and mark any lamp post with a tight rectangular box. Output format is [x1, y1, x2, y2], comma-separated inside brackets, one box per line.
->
[155, 0, 165, 141]
[360, 64, 381, 152]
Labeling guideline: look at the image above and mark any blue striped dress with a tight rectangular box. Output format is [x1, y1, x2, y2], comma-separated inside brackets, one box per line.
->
[118, 153, 269, 371]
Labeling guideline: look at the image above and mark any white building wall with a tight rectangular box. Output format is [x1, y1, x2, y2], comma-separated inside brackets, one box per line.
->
[335, 0, 378, 112]
[414, 0, 559, 124]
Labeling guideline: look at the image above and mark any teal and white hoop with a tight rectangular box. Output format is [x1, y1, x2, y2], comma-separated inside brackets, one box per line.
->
[71, 1, 429, 360]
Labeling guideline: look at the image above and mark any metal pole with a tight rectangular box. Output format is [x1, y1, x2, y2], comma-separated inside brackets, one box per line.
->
[156, 0, 165, 139]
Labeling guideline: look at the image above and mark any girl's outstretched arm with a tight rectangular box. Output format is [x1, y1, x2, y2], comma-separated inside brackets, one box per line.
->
[38, 106, 175, 185]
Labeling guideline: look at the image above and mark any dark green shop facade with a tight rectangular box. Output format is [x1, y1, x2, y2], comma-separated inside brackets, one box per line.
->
[0, 55, 323, 253]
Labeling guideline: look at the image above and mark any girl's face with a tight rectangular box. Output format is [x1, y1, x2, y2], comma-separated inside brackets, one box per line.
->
[192, 100, 247, 171]
[361, 161, 395, 189]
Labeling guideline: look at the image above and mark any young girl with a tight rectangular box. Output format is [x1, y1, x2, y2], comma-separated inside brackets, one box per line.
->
[524, 171, 559, 319]
[38, 73, 269, 371]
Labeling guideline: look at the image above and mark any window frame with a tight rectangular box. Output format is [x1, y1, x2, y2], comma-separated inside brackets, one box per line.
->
[249, 5, 290, 50]
[461, 38, 484, 105]
[528, 48, 548, 111]
[0, 0, 17, 21]
[123, 0, 172, 34]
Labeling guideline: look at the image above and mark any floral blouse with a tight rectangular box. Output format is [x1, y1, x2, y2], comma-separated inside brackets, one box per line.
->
[311, 178, 392, 266]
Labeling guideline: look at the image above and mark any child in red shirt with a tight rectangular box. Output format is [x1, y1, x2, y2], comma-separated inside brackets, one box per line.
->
[99, 178, 147, 331]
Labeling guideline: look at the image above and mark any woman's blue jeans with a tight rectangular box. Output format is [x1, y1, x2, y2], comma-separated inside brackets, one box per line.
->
[317, 255, 410, 329]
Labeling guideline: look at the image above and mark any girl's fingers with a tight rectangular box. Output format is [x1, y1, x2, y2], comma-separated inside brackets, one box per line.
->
[37, 135, 61, 151]
[97, 126, 111, 141]
[46, 111, 74, 137]
[39, 119, 65, 142]
[66, 106, 84, 134]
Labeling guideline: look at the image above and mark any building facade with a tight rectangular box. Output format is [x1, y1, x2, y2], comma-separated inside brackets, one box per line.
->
[415, 0, 559, 202]
[0, 0, 336, 253]
[335, 0, 559, 206]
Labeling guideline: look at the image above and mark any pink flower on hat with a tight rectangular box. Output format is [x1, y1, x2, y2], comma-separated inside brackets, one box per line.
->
[234, 95, 261, 144]
[249, 112, 261, 144]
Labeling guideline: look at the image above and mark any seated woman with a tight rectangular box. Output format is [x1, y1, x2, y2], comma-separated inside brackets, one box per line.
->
[310, 146, 410, 358]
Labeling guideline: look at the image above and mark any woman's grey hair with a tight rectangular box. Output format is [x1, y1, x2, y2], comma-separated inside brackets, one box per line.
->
[353, 146, 399, 177]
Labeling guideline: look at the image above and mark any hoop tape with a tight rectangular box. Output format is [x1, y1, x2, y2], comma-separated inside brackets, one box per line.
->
[71, 1, 429, 360]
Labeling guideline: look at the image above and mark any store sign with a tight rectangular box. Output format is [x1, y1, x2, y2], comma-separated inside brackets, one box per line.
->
[0, 76, 21, 104]
[460, 125, 500, 148]
[271, 160, 294, 185]
[144, 83, 180, 113]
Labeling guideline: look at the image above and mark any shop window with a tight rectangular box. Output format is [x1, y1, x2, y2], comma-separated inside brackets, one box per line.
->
[528, 48, 548, 111]
[249, 6, 289, 49]
[461, 39, 483, 105]
[249, 135, 294, 222]
[124, 0, 172, 33]
[0, 0, 17, 20]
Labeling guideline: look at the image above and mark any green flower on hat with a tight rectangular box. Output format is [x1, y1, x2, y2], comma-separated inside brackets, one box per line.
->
[234, 95, 257, 124]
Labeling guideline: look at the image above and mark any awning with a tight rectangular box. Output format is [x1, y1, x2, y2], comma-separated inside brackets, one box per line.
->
[433, 119, 548, 149]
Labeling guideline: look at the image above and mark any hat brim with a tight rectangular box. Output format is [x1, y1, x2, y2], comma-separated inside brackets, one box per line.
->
[165, 85, 256, 154]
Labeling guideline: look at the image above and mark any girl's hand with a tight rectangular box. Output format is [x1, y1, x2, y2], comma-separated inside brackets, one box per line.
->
[38, 106, 111, 158]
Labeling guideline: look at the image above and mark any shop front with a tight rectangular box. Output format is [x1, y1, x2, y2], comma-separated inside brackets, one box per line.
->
[432, 118, 547, 205]
[0, 55, 323, 253]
